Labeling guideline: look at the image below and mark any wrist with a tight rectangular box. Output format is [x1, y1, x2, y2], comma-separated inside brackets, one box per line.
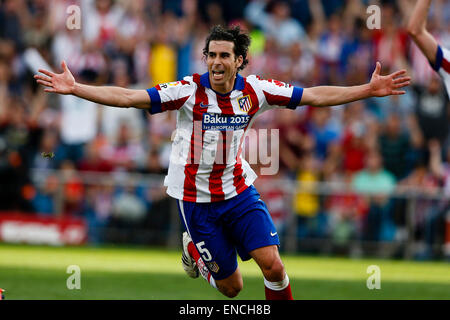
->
[71, 82, 80, 96]
[362, 83, 373, 98]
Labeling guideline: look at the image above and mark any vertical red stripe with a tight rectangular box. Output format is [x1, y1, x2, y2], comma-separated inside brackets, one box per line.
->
[183, 74, 208, 202]
[215, 94, 234, 115]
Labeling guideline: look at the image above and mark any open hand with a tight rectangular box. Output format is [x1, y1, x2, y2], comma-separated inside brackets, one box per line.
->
[369, 62, 411, 97]
[34, 61, 75, 95]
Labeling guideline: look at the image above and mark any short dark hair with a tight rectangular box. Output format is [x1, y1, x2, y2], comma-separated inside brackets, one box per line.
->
[203, 25, 251, 72]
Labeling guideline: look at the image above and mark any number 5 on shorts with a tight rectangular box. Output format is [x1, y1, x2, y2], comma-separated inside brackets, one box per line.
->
[196, 241, 212, 261]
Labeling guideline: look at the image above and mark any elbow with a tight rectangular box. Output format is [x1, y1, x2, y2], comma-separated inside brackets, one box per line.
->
[123, 100, 133, 108]
[122, 93, 135, 108]
[406, 23, 422, 39]
[304, 92, 323, 107]
[302, 88, 330, 107]
[310, 96, 326, 107]
[407, 28, 417, 38]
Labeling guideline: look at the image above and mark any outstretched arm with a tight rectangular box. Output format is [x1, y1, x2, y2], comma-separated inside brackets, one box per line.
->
[34, 61, 151, 109]
[300, 62, 411, 107]
[407, 0, 438, 65]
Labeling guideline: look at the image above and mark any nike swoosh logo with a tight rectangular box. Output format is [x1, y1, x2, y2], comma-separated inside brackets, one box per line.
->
[200, 102, 212, 108]
[270, 232, 277, 237]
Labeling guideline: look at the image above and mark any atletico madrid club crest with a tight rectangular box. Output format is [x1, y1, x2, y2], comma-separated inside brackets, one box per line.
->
[238, 95, 252, 113]
[206, 261, 220, 273]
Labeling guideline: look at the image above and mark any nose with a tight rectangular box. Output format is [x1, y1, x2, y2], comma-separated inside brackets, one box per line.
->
[213, 56, 222, 66]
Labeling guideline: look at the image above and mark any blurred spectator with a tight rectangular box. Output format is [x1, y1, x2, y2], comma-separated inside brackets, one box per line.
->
[149, 12, 178, 86]
[0, 146, 34, 212]
[340, 101, 372, 173]
[81, 0, 124, 53]
[293, 152, 326, 239]
[100, 59, 145, 143]
[413, 76, 450, 145]
[205, 1, 226, 27]
[138, 150, 171, 244]
[396, 152, 440, 258]
[112, 185, 147, 224]
[249, 37, 283, 79]
[373, 3, 409, 71]
[325, 172, 368, 247]
[59, 69, 103, 164]
[32, 129, 60, 169]
[378, 113, 420, 180]
[83, 181, 114, 244]
[32, 174, 59, 215]
[352, 150, 397, 242]
[0, 0, 28, 50]
[306, 107, 340, 161]
[245, 0, 306, 51]
[175, 0, 196, 80]
[280, 41, 315, 87]
[51, 24, 84, 77]
[114, 0, 149, 82]
[254, 164, 290, 236]
[340, 18, 375, 85]
[103, 122, 146, 172]
[0, 97, 43, 164]
[60, 160, 84, 216]
[277, 109, 308, 173]
[107, 183, 147, 243]
[422, 139, 449, 259]
[140, 149, 167, 175]
[316, 13, 345, 85]
[78, 136, 113, 172]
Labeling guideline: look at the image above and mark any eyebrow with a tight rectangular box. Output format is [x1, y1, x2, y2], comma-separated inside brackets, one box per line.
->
[208, 51, 232, 56]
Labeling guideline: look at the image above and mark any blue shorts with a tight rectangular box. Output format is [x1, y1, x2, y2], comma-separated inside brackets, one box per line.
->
[177, 185, 280, 280]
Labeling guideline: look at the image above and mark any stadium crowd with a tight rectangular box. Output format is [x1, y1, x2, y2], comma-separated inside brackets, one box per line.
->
[0, 0, 449, 259]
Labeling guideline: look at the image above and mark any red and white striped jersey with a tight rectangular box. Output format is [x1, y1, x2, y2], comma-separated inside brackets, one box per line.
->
[432, 45, 450, 97]
[146, 72, 303, 202]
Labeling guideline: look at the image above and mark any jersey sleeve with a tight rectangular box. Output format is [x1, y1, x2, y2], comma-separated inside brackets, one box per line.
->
[146, 76, 195, 115]
[430, 45, 450, 74]
[430, 45, 450, 96]
[253, 76, 304, 110]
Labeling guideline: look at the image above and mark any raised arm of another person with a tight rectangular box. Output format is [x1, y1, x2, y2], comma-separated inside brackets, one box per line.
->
[299, 62, 411, 107]
[406, 0, 438, 65]
[34, 61, 151, 109]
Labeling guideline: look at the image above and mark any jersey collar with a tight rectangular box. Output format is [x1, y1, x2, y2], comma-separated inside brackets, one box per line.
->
[200, 72, 245, 96]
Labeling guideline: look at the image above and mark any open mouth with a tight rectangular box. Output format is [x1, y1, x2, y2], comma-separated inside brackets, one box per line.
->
[212, 70, 225, 80]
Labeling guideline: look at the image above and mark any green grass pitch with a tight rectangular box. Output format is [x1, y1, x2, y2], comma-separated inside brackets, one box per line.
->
[0, 243, 449, 300]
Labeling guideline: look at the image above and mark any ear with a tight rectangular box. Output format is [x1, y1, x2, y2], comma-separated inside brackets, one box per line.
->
[236, 55, 244, 69]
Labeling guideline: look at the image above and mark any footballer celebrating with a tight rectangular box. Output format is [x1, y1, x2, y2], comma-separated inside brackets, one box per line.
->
[407, 0, 450, 96]
[35, 25, 410, 300]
